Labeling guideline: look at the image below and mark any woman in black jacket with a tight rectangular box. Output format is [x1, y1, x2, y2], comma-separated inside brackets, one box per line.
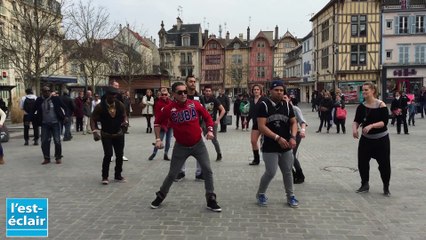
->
[316, 91, 333, 133]
[333, 95, 346, 134]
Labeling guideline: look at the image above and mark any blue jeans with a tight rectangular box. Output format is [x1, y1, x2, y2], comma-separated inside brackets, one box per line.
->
[61, 118, 72, 140]
[41, 122, 62, 160]
[153, 128, 173, 155]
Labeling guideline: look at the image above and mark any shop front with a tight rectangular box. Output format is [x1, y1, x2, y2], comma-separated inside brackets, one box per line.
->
[383, 67, 425, 103]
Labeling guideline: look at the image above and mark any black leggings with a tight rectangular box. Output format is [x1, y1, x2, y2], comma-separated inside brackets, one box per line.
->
[146, 115, 153, 128]
[358, 135, 391, 186]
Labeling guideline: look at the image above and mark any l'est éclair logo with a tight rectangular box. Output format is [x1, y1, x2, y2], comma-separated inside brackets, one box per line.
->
[6, 198, 48, 237]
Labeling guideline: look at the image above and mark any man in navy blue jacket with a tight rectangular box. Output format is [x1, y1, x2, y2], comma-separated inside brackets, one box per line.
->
[32, 86, 66, 164]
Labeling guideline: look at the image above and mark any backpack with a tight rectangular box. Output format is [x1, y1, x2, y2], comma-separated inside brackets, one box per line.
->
[23, 97, 36, 114]
[240, 102, 250, 114]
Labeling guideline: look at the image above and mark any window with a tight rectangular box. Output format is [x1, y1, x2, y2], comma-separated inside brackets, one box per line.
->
[415, 45, 425, 64]
[399, 16, 409, 34]
[351, 44, 367, 65]
[71, 63, 79, 73]
[205, 70, 220, 81]
[210, 43, 218, 49]
[257, 41, 265, 48]
[206, 55, 221, 65]
[233, 43, 240, 49]
[321, 47, 329, 69]
[180, 52, 192, 64]
[232, 55, 242, 64]
[180, 67, 193, 77]
[257, 67, 265, 78]
[351, 15, 367, 37]
[416, 15, 424, 33]
[386, 20, 393, 30]
[257, 53, 265, 62]
[321, 20, 329, 42]
[386, 50, 392, 60]
[182, 36, 190, 46]
[398, 45, 409, 64]
[0, 55, 9, 69]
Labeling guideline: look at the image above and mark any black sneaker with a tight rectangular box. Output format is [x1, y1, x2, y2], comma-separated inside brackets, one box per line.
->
[148, 153, 156, 161]
[163, 154, 170, 161]
[24, 141, 29, 146]
[195, 174, 205, 181]
[216, 153, 222, 161]
[150, 191, 165, 209]
[206, 193, 222, 212]
[174, 172, 185, 182]
[356, 183, 370, 193]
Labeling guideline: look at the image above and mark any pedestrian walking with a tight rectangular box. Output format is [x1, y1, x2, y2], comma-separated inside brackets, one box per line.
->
[255, 80, 299, 208]
[390, 91, 409, 135]
[408, 99, 417, 126]
[316, 91, 333, 133]
[60, 89, 75, 141]
[233, 94, 242, 129]
[32, 86, 67, 164]
[217, 88, 230, 132]
[150, 82, 222, 212]
[91, 87, 129, 185]
[74, 91, 84, 133]
[352, 82, 391, 196]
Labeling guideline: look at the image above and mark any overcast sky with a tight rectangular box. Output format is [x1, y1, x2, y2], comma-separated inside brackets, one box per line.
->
[89, 0, 330, 42]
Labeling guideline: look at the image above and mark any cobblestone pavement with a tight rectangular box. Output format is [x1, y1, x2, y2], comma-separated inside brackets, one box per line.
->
[1, 103, 425, 239]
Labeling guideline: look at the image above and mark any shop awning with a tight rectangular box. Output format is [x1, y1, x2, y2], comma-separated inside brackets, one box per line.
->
[41, 75, 77, 84]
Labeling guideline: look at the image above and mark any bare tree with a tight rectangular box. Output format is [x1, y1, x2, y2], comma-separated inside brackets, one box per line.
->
[225, 63, 249, 94]
[109, 24, 153, 91]
[64, 0, 116, 91]
[0, 0, 67, 93]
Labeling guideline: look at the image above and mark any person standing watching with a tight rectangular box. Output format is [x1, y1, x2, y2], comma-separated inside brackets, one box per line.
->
[142, 89, 155, 133]
[148, 87, 173, 161]
[391, 91, 409, 135]
[233, 94, 242, 130]
[19, 88, 39, 146]
[150, 82, 222, 212]
[255, 80, 299, 208]
[217, 88, 230, 132]
[74, 91, 84, 133]
[0, 108, 6, 164]
[352, 82, 391, 196]
[248, 84, 268, 165]
[60, 89, 75, 141]
[91, 87, 129, 185]
[32, 86, 66, 164]
[202, 85, 225, 161]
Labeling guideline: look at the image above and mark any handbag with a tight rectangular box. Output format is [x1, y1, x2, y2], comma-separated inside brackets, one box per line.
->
[319, 106, 328, 112]
[225, 115, 232, 125]
[0, 125, 9, 142]
[335, 107, 347, 120]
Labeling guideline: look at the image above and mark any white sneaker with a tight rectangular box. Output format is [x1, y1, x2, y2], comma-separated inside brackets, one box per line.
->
[123, 155, 129, 161]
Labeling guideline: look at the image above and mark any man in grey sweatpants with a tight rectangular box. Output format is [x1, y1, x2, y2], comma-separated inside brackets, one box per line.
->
[256, 80, 299, 208]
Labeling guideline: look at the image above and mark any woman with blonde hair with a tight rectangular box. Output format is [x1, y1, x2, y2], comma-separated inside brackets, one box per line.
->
[142, 89, 155, 133]
[352, 82, 391, 196]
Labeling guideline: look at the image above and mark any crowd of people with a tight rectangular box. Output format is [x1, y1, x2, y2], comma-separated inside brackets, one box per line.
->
[5, 78, 426, 211]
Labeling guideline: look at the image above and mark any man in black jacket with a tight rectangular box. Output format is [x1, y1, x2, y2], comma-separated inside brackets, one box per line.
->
[233, 94, 242, 129]
[217, 88, 230, 132]
[60, 89, 75, 141]
[32, 86, 66, 164]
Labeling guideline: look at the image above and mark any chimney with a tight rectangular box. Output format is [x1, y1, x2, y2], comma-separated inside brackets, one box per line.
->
[177, 17, 182, 31]
[226, 31, 230, 41]
[119, 24, 122, 32]
[247, 27, 250, 42]
[204, 29, 209, 45]
[275, 25, 279, 41]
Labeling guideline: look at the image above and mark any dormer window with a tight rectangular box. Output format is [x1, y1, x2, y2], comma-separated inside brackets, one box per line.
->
[182, 35, 190, 46]
[233, 43, 240, 49]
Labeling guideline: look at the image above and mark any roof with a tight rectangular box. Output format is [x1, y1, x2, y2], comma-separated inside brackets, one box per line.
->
[250, 31, 274, 47]
[310, 0, 337, 21]
[165, 23, 202, 47]
[225, 37, 249, 49]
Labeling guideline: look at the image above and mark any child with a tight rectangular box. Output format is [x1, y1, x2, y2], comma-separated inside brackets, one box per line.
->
[408, 99, 417, 126]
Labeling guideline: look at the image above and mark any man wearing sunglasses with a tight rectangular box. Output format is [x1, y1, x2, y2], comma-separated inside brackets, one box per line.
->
[150, 82, 222, 212]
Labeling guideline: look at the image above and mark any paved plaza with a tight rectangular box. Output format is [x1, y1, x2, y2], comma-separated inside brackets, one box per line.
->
[0, 103, 425, 239]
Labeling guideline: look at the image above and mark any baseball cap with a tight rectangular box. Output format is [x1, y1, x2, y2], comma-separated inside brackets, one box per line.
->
[270, 80, 284, 89]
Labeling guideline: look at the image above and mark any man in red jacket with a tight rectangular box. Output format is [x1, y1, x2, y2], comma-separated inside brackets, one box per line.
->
[150, 82, 222, 212]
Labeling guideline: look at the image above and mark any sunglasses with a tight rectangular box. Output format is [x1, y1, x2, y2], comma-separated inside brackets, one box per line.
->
[175, 90, 188, 95]
[161, 93, 168, 96]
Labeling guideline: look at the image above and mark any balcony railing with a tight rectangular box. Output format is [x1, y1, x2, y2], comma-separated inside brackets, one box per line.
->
[383, 0, 426, 9]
